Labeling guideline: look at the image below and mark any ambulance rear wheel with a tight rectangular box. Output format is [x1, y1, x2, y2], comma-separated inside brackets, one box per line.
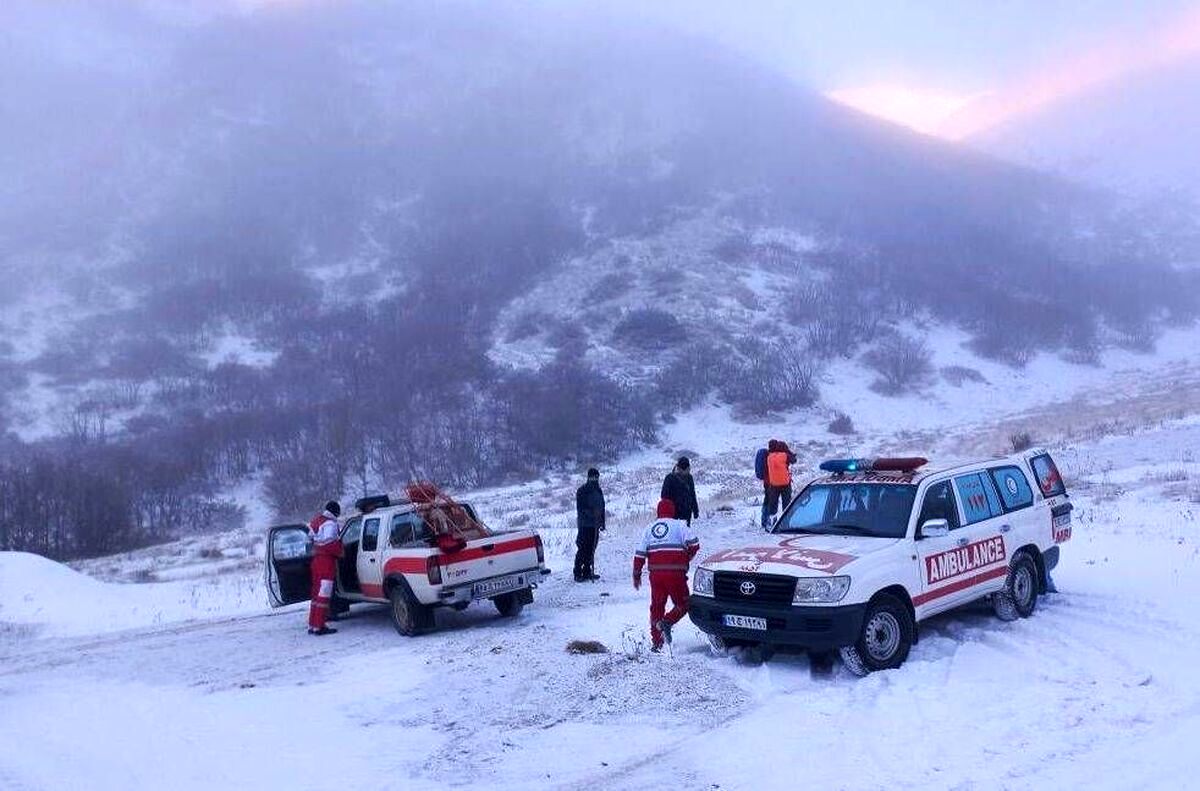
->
[993, 552, 1038, 621]
[389, 582, 434, 636]
[840, 594, 913, 676]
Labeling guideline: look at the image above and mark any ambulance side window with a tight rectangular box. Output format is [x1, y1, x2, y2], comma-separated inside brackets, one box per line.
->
[918, 480, 960, 530]
[361, 518, 380, 552]
[953, 473, 1004, 526]
[989, 466, 1034, 511]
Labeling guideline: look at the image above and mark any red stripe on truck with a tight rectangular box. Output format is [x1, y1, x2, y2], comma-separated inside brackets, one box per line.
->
[383, 557, 428, 575]
[440, 535, 540, 566]
[912, 565, 1009, 606]
[380, 535, 539, 579]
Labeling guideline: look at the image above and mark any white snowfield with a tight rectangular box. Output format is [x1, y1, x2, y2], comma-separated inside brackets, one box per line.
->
[3, 350, 1200, 790]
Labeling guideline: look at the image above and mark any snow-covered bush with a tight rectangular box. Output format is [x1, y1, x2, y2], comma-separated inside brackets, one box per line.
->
[940, 365, 987, 386]
[862, 335, 933, 395]
[828, 412, 856, 435]
[611, 308, 687, 352]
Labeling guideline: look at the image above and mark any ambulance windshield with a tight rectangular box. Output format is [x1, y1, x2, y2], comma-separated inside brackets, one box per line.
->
[775, 483, 917, 539]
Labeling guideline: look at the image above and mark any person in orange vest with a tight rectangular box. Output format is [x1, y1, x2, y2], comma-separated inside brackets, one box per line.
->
[307, 500, 344, 636]
[633, 499, 700, 651]
[764, 440, 796, 527]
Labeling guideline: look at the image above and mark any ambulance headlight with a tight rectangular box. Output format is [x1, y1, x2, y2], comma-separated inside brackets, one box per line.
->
[693, 567, 714, 597]
[792, 576, 851, 604]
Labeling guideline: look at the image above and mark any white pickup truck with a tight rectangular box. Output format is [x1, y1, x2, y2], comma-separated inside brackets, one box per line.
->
[265, 489, 550, 635]
[690, 450, 1072, 674]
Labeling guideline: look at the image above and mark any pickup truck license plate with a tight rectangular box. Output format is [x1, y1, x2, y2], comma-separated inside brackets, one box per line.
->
[723, 614, 767, 630]
[472, 574, 522, 598]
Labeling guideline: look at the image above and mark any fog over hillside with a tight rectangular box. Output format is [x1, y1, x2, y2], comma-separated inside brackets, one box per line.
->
[969, 56, 1200, 200]
[1, 0, 1197, 559]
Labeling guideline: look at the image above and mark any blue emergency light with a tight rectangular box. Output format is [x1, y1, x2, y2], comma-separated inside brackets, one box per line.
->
[819, 457, 928, 474]
[819, 458, 868, 473]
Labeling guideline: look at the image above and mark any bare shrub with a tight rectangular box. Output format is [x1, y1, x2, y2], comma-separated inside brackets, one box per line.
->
[862, 335, 933, 395]
[786, 282, 828, 325]
[506, 310, 549, 342]
[805, 312, 882, 359]
[711, 234, 752, 263]
[1009, 431, 1035, 453]
[940, 365, 987, 387]
[585, 272, 632, 305]
[611, 308, 686, 352]
[827, 412, 855, 435]
[1114, 320, 1157, 353]
[804, 321, 840, 358]
[718, 341, 818, 415]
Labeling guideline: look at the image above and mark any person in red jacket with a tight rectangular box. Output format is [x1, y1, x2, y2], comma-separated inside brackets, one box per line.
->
[308, 500, 344, 636]
[633, 499, 700, 651]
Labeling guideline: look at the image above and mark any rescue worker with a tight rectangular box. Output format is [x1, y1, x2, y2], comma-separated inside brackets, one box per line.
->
[574, 468, 606, 582]
[660, 456, 699, 526]
[633, 499, 699, 651]
[757, 440, 775, 528]
[763, 440, 797, 527]
[307, 500, 343, 636]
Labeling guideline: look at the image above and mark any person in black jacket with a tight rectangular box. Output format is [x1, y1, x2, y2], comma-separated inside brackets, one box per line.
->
[574, 467, 606, 582]
[661, 456, 699, 526]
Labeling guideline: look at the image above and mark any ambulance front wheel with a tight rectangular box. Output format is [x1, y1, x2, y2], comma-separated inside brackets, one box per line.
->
[839, 594, 914, 676]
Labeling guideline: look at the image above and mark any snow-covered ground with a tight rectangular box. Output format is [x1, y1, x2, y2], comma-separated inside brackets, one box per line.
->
[3, 354, 1200, 790]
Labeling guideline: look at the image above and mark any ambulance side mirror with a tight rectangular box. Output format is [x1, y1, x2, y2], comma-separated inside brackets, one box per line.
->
[919, 518, 949, 539]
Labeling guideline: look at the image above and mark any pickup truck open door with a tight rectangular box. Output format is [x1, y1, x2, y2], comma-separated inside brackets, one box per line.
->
[266, 524, 312, 607]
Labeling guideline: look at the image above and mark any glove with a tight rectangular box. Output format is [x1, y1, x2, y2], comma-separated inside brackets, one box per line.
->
[633, 574, 642, 590]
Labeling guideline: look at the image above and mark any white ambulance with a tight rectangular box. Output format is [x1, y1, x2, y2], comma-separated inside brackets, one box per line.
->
[265, 488, 550, 635]
[690, 450, 1072, 674]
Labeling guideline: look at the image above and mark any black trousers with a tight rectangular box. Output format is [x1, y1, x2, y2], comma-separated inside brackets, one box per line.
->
[574, 528, 599, 579]
[763, 484, 793, 524]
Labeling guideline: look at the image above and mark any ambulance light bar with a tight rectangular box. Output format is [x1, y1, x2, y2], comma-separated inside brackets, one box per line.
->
[819, 457, 928, 474]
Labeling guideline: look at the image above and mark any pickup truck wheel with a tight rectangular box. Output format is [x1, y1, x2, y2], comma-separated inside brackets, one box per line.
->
[493, 592, 524, 617]
[839, 594, 914, 676]
[993, 552, 1038, 621]
[389, 582, 434, 636]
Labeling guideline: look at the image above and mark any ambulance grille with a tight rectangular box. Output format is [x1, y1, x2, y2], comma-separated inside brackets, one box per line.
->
[713, 572, 796, 605]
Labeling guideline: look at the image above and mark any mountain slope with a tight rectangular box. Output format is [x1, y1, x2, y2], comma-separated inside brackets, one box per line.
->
[0, 0, 1196, 556]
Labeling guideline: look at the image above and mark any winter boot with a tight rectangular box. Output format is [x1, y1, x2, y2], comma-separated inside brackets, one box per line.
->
[308, 626, 338, 636]
[655, 619, 673, 645]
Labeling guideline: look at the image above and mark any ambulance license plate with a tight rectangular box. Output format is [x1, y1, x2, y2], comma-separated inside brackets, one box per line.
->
[1052, 513, 1072, 542]
[472, 574, 522, 598]
[723, 614, 767, 630]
